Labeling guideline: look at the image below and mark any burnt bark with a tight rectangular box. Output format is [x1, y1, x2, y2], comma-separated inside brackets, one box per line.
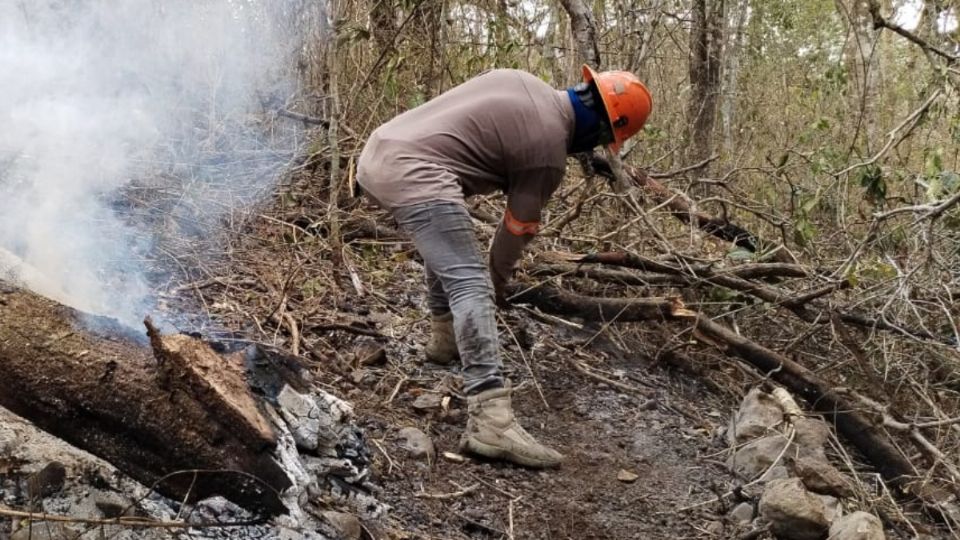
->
[0, 282, 290, 514]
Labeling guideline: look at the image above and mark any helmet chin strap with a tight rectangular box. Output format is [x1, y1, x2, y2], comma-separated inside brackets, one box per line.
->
[566, 83, 613, 154]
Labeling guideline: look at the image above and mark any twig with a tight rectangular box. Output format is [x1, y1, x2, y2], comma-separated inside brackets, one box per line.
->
[414, 483, 479, 500]
[832, 88, 943, 178]
[569, 353, 654, 398]
[648, 154, 720, 179]
[371, 438, 401, 475]
[498, 313, 549, 408]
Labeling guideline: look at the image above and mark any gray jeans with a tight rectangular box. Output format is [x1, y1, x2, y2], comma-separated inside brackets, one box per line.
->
[392, 201, 504, 394]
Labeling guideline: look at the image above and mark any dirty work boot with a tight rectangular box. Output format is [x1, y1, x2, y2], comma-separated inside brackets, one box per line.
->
[460, 385, 563, 468]
[424, 312, 459, 365]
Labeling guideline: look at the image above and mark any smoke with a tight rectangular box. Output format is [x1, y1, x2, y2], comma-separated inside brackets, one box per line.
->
[0, 0, 303, 328]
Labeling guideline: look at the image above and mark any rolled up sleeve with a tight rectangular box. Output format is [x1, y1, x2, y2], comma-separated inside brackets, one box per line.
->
[489, 167, 564, 283]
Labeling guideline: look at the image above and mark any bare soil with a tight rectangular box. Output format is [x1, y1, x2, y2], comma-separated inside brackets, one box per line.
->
[339, 312, 738, 539]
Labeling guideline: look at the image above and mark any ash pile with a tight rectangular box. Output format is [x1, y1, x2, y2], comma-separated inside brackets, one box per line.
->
[0, 343, 385, 540]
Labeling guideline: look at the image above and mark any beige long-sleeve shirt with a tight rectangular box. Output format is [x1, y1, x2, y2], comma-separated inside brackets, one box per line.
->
[357, 69, 574, 283]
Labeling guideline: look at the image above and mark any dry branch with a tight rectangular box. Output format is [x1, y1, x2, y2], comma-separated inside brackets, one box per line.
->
[506, 283, 692, 321]
[571, 251, 949, 344]
[588, 154, 793, 262]
[0, 281, 290, 514]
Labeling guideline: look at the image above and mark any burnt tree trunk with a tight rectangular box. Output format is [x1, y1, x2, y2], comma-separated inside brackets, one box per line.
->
[0, 281, 291, 514]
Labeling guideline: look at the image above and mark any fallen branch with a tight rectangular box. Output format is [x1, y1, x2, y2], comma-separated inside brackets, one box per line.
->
[506, 283, 694, 321]
[570, 251, 949, 344]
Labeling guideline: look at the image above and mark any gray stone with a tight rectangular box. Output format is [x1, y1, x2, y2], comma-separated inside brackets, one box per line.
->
[818, 494, 840, 522]
[727, 434, 794, 480]
[729, 388, 784, 444]
[794, 417, 831, 454]
[796, 456, 854, 498]
[322, 511, 362, 540]
[397, 426, 435, 461]
[763, 465, 791, 482]
[730, 501, 755, 524]
[759, 478, 830, 540]
[412, 392, 443, 411]
[829, 511, 885, 540]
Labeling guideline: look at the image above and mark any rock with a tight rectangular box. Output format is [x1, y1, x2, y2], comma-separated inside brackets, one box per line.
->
[26, 461, 66, 500]
[616, 469, 639, 483]
[829, 511, 885, 540]
[322, 511, 362, 540]
[727, 434, 794, 480]
[794, 417, 831, 455]
[354, 343, 387, 367]
[796, 455, 854, 498]
[412, 392, 443, 411]
[817, 494, 840, 522]
[398, 427, 435, 461]
[705, 520, 723, 535]
[730, 501, 755, 524]
[759, 478, 830, 540]
[729, 388, 784, 444]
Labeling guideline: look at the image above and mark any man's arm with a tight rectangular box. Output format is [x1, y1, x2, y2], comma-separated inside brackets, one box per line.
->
[489, 169, 564, 304]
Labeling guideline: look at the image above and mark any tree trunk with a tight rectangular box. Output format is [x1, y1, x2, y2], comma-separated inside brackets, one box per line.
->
[687, 0, 725, 181]
[721, 0, 748, 153]
[558, 0, 600, 67]
[0, 282, 291, 514]
[845, 0, 881, 152]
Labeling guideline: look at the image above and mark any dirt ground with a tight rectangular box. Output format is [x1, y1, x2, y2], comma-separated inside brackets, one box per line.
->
[152, 177, 756, 538]
[316, 300, 740, 539]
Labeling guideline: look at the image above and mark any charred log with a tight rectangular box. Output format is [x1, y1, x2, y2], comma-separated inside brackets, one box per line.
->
[0, 282, 290, 514]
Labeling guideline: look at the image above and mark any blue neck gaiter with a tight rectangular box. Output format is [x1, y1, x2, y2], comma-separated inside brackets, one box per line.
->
[566, 87, 604, 154]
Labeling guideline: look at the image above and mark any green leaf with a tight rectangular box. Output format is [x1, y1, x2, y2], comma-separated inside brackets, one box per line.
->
[857, 165, 885, 206]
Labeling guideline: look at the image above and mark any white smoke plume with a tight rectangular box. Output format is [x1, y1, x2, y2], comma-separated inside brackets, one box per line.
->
[0, 0, 303, 328]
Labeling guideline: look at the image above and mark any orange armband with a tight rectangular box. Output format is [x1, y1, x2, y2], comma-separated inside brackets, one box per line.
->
[503, 208, 539, 236]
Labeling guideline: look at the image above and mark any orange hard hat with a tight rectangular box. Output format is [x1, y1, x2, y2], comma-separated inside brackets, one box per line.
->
[582, 65, 652, 152]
